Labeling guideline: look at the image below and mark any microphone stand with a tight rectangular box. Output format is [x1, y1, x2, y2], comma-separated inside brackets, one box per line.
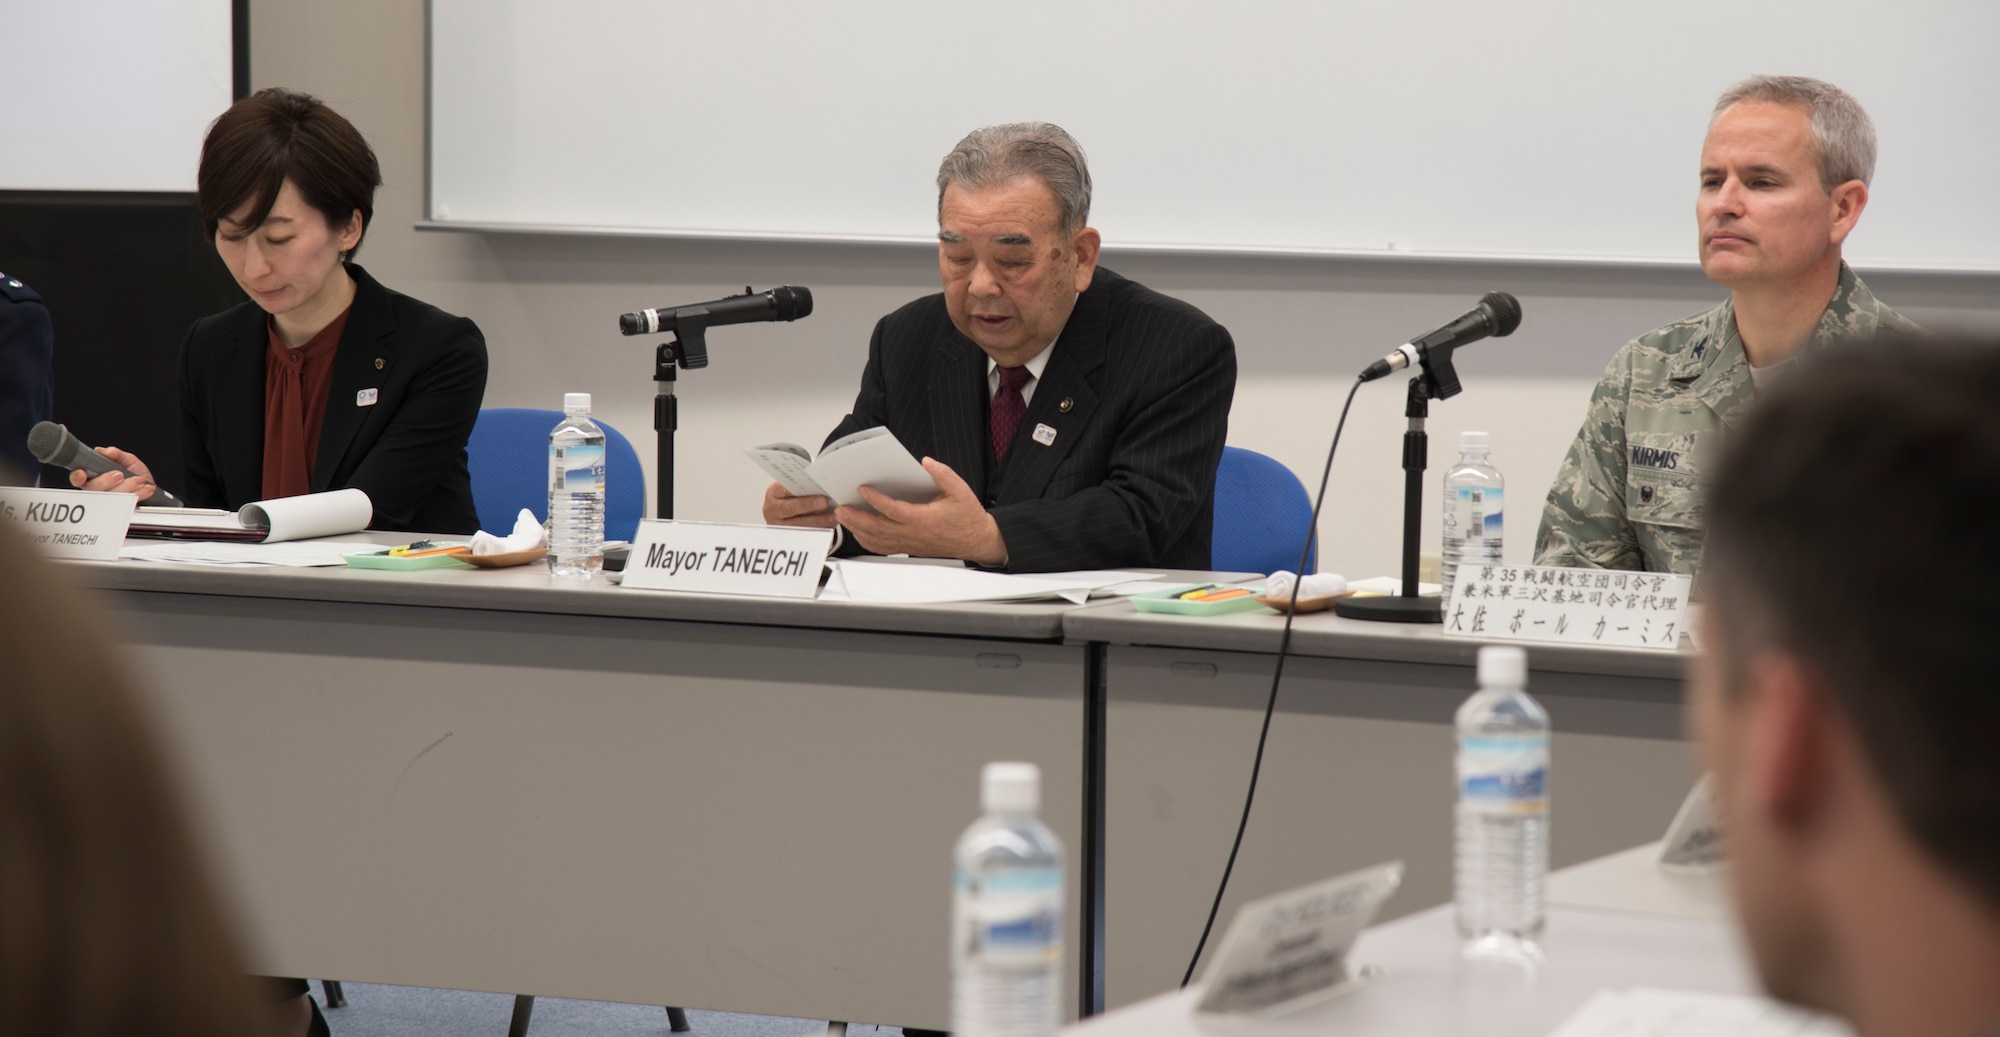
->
[648, 311, 711, 522]
[1333, 347, 1464, 624]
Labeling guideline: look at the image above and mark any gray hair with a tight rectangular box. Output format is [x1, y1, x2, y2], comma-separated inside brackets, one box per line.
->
[1713, 75, 1877, 189]
[936, 122, 1093, 232]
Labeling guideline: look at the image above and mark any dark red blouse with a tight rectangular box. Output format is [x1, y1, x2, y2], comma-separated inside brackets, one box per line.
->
[261, 306, 351, 501]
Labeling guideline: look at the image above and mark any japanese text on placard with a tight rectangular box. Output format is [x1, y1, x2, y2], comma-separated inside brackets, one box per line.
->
[1442, 565, 1692, 650]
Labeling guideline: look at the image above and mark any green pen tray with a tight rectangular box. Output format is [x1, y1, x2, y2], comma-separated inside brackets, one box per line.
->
[1131, 582, 1269, 616]
[342, 543, 475, 570]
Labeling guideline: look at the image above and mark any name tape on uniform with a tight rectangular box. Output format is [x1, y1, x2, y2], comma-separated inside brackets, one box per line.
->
[1442, 564, 1692, 651]
[621, 519, 830, 598]
[0, 487, 136, 560]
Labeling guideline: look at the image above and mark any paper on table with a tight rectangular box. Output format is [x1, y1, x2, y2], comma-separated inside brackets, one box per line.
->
[1347, 576, 1442, 597]
[129, 488, 373, 543]
[1015, 570, 1161, 602]
[820, 560, 1152, 604]
[120, 540, 383, 567]
[1547, 989, 1851, 1037]
[1096, 578, 1177, 597]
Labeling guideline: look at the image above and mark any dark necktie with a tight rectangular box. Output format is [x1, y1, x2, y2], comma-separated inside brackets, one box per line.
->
[990, 365, 1034, 462]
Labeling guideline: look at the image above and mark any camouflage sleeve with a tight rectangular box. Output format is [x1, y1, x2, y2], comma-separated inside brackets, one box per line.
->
[1535, 348, 1644, 570]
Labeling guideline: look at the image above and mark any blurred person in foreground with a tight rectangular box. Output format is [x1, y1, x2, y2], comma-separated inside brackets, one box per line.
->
[0, 528, 270, 1036]
[1691, 331, 2000, 1037]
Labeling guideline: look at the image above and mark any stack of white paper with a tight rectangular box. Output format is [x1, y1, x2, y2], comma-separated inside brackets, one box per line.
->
[120, 541, 383, 568]
[129, 488, 373, 543]
[821, 560, 1156, 604]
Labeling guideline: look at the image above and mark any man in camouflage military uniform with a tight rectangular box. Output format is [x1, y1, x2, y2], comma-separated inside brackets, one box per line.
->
[1537, 75, 1919, 575]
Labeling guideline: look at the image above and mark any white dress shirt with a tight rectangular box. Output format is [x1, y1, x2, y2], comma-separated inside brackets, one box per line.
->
[987, 338, 1057, 407]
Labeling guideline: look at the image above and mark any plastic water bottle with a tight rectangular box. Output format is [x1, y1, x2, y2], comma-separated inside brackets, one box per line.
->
[1442, 430, 1504, 608]
[546, 392, 605, 578]
[953, 762, 1064, 1037]
[1455, 645, 1549, 962]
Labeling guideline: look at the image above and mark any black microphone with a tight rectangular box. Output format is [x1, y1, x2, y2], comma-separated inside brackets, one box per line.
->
[617, 285, 814, 336]
[1360, 292, 1523, 383]
[27, 421, 186, 507]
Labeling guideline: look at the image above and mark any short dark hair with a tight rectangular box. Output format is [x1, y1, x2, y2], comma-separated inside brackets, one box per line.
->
[1704, 330, 2000, 910]
[197, 87, 382, 257]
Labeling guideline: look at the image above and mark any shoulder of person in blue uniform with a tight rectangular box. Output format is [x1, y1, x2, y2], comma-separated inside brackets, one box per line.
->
[0, 271, 43, 303]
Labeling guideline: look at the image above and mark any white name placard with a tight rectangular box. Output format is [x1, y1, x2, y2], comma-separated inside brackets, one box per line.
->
[1443, 564, 1692, 651]
[1658, 774, 1726, 873]
[1195, 861, 1403, 1016]
[0, 486, 136, 560]
[620, 519, 830, 598]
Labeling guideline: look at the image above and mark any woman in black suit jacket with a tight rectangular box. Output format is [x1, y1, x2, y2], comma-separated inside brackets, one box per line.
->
[75, 88, 486, 536]
[75, 86, 489, 1035]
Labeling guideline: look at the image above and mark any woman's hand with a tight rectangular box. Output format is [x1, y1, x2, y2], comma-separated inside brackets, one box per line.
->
[68, 446, 159, 503]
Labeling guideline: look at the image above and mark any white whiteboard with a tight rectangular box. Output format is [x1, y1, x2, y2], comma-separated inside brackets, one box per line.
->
[428, 0, 2000, 271]
[0, 0, 233, 192]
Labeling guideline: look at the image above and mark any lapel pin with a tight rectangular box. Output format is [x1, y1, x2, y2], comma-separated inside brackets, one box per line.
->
[1058, 397, 1074, 413]
[1032, 423, 1058, 446]
[374, 357, 385, 370]
[357, 388, 379, 407]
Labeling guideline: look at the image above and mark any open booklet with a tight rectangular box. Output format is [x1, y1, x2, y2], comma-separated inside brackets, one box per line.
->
[126, 487, 374, 543]
[745, 426, 938, 512]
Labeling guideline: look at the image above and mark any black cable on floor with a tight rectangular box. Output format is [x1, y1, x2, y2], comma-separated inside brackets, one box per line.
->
[1181, 375, 1365, 988]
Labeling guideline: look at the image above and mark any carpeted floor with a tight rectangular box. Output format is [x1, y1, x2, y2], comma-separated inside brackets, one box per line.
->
[308, 982, 908, 1037]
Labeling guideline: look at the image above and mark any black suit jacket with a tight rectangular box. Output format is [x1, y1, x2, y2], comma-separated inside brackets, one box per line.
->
[827, 267, 1235, 572]
[178, 264, 488, 533]
[0, 272, 54, 485]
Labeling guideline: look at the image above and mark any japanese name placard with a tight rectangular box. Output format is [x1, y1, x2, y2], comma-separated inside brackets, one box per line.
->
[1442, 564, 1691, 651]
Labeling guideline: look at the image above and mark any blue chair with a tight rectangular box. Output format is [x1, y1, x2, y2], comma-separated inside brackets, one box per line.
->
[1212, 446, 1317, 575]
[467, 407, 646, 542]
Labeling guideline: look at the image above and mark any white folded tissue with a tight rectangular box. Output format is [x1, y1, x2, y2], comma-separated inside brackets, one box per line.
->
[1263, 570, 1348, 600]
[470, 509, 548, 556]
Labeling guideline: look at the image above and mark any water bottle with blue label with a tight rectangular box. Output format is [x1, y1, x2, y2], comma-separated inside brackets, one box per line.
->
[547, 392, 605, 578]
[1442, 430, 1504, 608]
[953, 761, 1064, 1037]
[1455, 645, 1549, 962]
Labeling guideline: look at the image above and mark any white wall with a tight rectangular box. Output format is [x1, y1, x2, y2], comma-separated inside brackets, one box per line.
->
[425, 0, 2000, 271]
[255, 1, 2000, 581]
[0, 0, 232, 190]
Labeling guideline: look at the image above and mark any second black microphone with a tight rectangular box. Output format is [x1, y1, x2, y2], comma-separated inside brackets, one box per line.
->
[618, 286, 814, 336]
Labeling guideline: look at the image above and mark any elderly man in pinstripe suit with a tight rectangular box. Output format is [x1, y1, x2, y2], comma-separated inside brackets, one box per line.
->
[762, 122, 1237, 573]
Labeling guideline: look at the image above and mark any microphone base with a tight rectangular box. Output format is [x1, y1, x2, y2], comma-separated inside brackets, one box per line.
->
[1332, 594, 1443, 624]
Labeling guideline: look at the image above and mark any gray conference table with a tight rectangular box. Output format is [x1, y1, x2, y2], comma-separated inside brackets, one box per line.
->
[78, 540, 1181, 1031]
[78, 545, 1694, 1028]
[1063, 601, 1697, 1011]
